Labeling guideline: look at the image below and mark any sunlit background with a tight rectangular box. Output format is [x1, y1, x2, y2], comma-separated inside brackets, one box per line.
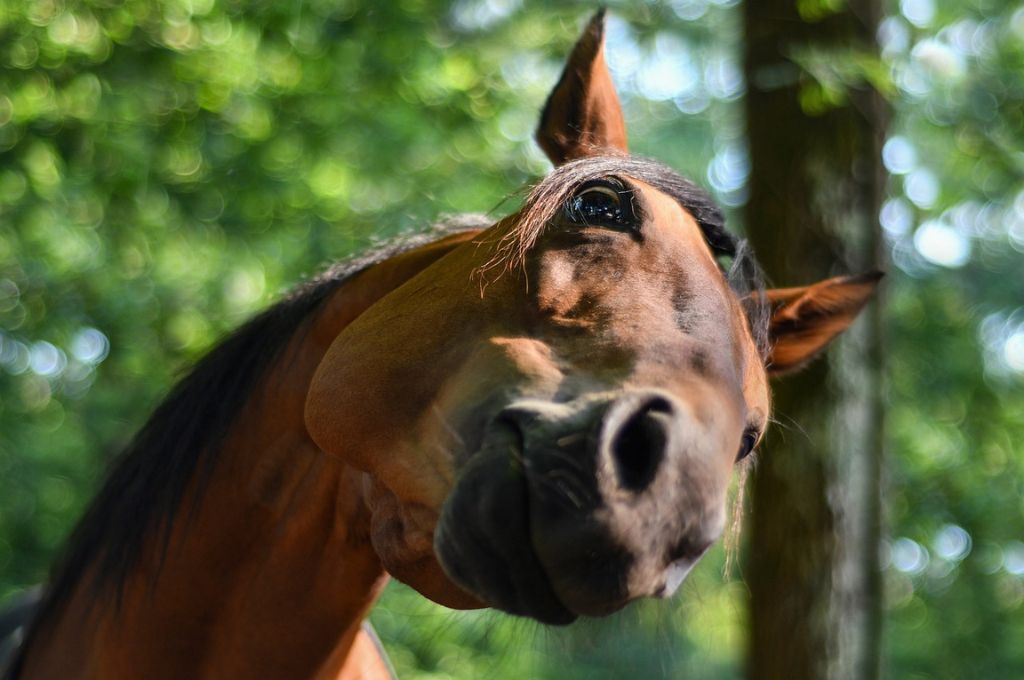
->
[1, 0, 1022, 677]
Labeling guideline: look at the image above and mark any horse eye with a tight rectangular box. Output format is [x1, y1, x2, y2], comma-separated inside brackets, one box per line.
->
[564, 182, 635, 229]
[736, 430, 759, 462]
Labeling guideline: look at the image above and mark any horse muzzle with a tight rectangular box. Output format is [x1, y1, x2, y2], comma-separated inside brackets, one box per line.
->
[434, 390, 730, 624]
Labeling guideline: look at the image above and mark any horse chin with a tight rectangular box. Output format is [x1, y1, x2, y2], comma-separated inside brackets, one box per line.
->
[434, 440, 579, 625]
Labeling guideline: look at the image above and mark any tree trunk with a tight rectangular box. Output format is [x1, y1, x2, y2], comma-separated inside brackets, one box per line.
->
[742, 1, 886, 679]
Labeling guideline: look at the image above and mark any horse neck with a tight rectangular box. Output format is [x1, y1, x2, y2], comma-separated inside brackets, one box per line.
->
[17, 230, 480, 680]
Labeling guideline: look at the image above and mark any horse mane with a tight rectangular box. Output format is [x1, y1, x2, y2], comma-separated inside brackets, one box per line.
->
[10, 216, 490, 676]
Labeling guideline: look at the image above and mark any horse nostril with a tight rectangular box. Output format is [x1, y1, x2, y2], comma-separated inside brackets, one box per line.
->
[608, 396, 673, 493]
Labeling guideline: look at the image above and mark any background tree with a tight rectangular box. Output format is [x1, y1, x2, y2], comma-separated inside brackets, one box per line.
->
[742, 0, 886, 679]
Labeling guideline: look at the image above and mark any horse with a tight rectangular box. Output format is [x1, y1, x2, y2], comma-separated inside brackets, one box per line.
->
[5, 10, 880, 679]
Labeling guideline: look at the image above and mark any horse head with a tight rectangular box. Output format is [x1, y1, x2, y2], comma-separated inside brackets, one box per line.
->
[305, 11, 879, 625]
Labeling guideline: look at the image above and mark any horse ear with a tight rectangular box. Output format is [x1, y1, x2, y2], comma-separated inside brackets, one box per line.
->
[536, 9, 628, 166]
[765, 272, 883, 375]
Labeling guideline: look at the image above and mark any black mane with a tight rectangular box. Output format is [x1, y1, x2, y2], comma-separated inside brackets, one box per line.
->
[8, 217, 488, 678]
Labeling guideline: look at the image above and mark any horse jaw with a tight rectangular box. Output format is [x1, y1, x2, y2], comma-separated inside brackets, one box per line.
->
[361, 473, 484, 610]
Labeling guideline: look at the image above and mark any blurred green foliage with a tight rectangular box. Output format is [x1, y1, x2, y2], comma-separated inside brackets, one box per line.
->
[877, 1, 1024, 677]
[0, 0, 1021, 677]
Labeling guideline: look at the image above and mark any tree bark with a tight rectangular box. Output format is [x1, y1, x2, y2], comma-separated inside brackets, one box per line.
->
[742, 1, 886, 679]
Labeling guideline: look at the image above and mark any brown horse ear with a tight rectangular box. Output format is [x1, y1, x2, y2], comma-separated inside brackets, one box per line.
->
[765, 272, 883, 375]
[536, 9, 628, 166]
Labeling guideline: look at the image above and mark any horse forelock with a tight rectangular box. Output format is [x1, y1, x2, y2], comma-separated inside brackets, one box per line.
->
[488, 155, 771, 359]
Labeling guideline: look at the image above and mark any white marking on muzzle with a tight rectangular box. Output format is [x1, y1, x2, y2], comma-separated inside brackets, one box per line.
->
[661, 558, 697, 598]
